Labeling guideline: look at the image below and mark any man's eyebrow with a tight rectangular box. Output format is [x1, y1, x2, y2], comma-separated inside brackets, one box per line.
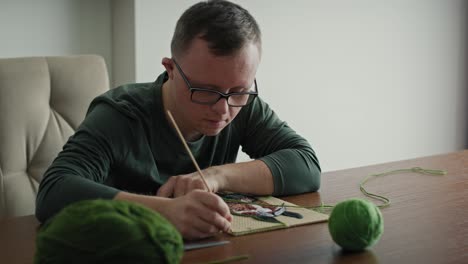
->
[189, 79, 251, 91]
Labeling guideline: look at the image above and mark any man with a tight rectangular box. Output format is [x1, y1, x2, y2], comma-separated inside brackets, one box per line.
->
[36, 0, 321, 240]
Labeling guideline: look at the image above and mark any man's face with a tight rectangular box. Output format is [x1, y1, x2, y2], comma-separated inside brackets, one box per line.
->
[169, 38, 260, 140]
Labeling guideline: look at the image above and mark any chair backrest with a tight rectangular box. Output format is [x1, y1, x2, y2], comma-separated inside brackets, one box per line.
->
[0, 55, 110, 218]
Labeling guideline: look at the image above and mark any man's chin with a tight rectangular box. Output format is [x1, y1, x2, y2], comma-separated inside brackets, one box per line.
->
[201, 127, 225, 137]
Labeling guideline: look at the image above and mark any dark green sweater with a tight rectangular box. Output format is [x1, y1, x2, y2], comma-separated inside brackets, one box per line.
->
[35, 72, 320, 222]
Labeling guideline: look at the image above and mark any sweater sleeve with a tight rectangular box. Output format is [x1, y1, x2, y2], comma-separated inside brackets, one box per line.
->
[35, 103, 134, 223]
[237, 98, 321, 196]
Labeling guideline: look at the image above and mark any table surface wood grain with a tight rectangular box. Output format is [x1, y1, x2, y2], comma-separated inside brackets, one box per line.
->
[1, 150, 467, 264]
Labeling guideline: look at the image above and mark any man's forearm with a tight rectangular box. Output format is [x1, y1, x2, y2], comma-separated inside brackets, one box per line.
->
[114, 191, 171, 211]
[212, 159, 274, 195]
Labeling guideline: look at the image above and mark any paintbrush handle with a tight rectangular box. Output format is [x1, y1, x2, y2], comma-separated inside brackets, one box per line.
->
[166, 110, 211, 192]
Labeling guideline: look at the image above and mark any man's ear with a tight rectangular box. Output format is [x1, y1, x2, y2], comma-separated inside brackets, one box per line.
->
[161, 57, 175, 79]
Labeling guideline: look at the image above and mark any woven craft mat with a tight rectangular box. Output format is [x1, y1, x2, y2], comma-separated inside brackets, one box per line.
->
[228, 196, 329, 236]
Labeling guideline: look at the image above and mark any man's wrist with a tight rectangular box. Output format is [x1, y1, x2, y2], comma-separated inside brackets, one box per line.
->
[205, 165, 228, 192]
[209, 160, 274, 195]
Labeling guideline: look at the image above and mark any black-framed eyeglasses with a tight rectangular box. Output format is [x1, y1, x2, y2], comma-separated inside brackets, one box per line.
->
[172, 59, 258, 107]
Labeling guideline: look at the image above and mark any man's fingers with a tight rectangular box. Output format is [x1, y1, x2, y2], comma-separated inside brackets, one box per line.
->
[225, 212, 233, 222]
[157, 177, 177, 197]
[162, 190, 233, 240]
[200, 192, 232, 221]
[191, 191, 232, 232]
[191, 217, 220, 235]
[193, 179, 209, 192]
[198, 210, 231, 233]
[173, 177, 189, 197]
[190, 197, 230, 233]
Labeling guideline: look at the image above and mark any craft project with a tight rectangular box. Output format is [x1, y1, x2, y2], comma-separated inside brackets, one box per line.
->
[219, 193, 329, 236]
[167, 109, 329, 236]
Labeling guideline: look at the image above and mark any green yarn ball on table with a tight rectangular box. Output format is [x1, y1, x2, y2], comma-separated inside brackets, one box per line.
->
[35, 199, 183, 264]
[328, 198, 384, 251]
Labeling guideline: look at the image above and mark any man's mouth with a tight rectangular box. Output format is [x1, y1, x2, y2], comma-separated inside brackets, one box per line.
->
[205, 119, 225, 128]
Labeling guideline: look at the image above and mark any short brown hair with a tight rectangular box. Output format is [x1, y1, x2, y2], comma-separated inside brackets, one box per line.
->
[171, 0, 261, 57]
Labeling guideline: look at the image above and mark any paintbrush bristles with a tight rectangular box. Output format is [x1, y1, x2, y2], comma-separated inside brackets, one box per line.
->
[166, 110, 211, 192]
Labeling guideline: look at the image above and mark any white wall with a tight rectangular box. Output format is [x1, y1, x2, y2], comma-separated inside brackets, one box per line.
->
[1, 0, 466, 172]
[112, 0, 135, 87]
[0, 0, 112, 81]
[133, 0, 199, 83]
[125, 0, 467, 171]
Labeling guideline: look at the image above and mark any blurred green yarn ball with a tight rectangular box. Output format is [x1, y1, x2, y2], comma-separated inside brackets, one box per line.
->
[35, 199, 183, 264]
[328, 198, 384, 251]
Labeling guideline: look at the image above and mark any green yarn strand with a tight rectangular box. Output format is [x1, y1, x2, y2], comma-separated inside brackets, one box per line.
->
[310, 167, 446, 213]
[359, 167, 446, 208]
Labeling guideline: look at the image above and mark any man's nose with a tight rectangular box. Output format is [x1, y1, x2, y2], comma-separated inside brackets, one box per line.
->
[211, 97, 229, 115]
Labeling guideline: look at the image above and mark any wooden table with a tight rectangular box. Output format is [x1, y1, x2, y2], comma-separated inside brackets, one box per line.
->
[1, 151, 467, 263]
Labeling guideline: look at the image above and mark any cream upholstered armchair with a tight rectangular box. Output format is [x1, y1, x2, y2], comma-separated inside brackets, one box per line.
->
[0, 55, 110, 218]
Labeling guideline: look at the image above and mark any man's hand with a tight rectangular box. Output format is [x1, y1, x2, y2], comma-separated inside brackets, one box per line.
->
[115, 190, 232, 240]
[157, 167, 223, 197]
[158, 160, 274, 198]
[158, 190, 232, 240]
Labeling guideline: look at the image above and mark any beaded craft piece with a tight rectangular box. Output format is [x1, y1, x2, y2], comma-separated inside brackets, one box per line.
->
[218, 193, 329, 236]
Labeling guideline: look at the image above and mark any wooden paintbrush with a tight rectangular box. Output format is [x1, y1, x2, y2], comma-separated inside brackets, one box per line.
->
[166, 110, 211, 192]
